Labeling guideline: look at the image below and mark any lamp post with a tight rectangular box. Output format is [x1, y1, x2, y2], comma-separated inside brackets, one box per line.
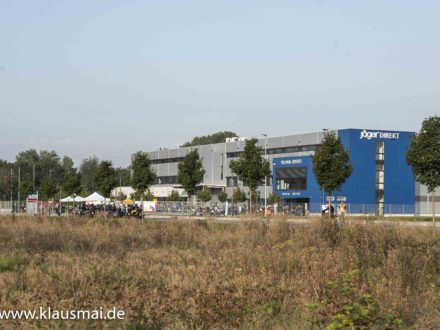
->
[321, 129, 328, 206]
[49, 169, 55, 214]
[211, 148, 214, 186]
[261, 134, 268, 216]
[10, 169, 13, 212]
[59, 186, 62, 216]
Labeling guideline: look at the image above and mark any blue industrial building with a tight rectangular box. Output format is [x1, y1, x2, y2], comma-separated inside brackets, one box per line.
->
[149, 127, 434, 215]
[272, 129, 416, 215]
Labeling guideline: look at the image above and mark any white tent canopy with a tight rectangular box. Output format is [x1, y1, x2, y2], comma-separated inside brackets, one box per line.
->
[84, 192, 110, 204]
[60, 195, 86, 203]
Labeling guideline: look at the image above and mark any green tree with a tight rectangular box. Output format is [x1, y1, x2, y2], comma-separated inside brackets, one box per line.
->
[39, 176, 57, 200]
[218, 191, 228, 203]
[130, 151, 156, 212]
[19, 175, 34, 198]
[168, 190, 181, 201]
[232, 187, 247, 203]
[181, 131, 239, 147]
[15, 149, 64, 193]
[94, 160, 117, 197]
[268, 193, 281, 204]
[312, 131, 352, 219]
[131, 151, 156, 195]
[63, 169, 82, 196]
[38, 150, 63, 185]
[229, 138, 270, 212]
[407, 116, 440, 223]
[197, 186, 212, 202]
[177, 149, 205, 216]
[115, 167, 131, 186]
[144, 190, 155, 201]
[0, 160, 15, 200]
[130, 189, 154, 201]
[117, 191, 127, 201]
[80, 156, 99, 194]
[61, 156, 75, 173]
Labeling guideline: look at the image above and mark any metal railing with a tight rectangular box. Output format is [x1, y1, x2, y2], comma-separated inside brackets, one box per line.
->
[0, 200, 438, 217]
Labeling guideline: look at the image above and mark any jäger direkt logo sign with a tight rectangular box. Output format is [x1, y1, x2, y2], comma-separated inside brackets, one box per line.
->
[360, 130, 400, 140]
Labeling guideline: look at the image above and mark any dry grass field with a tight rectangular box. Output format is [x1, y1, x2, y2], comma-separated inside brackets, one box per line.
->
[0, 216, 439, 329]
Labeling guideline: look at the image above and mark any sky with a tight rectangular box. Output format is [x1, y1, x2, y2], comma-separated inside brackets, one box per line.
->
[0, 0, 439, 167]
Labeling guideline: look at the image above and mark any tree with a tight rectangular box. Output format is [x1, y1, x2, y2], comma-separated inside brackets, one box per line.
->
[131, 151, 156, 218]
[312, 131, 353, 219]
[197, 187, 212, 202]
[168, 190, 181, 201]
[115, 167, 131, 186]
[63, 169, 82, 196]
[218, 191, 228, 203]
[0, 160, 15, 200]
[80, 156, 99, 194]
[61, 156, 75, 173]
[118, 191, 127, 201]
[181, 131, 239, 147]
[38, 150, 63, 185]
[131, 151, 156, 194]
[229, 138, 270, 212]
[19, 175, 34, 198]
[407, 116, 440, 223]
[268, 193, 281, 205]
[177, 149, 205, 216]
[232, 187, 247, 203]
[39, 176, 57, 200]
[94, 160, 117, 197]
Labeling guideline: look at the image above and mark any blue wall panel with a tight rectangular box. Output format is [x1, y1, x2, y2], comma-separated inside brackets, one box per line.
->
[272, 128, 415, 212]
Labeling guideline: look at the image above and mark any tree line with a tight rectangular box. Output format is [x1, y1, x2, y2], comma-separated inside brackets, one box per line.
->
[0, 151, 131, 202]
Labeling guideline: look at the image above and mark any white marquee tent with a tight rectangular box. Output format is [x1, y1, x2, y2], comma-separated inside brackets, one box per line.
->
[84, 192, 110, 204]
[60, 195, 86, 203]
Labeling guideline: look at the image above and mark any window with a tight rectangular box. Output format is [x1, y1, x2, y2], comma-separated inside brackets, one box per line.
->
[151, 157, 185, 165]
[226, 152, 242, 158]
[275, 167, 307, 190]
[155, 176, 178, 184]
[226, 176, 238, 187]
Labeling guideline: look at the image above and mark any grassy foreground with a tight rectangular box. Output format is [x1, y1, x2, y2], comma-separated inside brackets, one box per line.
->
[0, 216, 439, 329]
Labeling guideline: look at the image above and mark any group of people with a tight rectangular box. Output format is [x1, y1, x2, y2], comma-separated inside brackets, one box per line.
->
[321, 201, 347, 222]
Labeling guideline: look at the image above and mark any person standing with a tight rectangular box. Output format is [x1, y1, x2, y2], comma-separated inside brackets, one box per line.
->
[338, 201, 347, 224]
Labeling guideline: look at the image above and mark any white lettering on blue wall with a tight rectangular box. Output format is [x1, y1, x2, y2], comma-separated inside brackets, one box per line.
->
[360, 130, 400, 140]
[280, 159, 302, 165]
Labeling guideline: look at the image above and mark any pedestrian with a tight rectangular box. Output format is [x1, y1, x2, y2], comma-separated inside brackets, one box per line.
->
[338, 201, 346, 224]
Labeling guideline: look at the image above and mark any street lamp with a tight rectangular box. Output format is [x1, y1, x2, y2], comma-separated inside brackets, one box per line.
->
[211, 148, 214, 185]
[49, 169, 55, 214]
[321, 129, 328, 205]
[261, 134, 268, 216]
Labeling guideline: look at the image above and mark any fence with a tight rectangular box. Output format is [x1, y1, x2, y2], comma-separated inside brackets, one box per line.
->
[0, 201, 13, 214]
[153, 201, 434, 217]
[0, 200, 438, 217]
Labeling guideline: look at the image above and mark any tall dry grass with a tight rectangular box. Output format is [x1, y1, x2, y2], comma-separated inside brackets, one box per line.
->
[0, 216, 439, 329]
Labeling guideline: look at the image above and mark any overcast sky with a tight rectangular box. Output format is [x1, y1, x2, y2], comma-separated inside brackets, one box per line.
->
[1, 1, 439, 167]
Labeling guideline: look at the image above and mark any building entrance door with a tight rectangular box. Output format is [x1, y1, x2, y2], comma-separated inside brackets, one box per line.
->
[283, 198, 310, 216]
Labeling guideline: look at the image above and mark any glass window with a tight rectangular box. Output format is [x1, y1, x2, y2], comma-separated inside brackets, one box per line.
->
[226, 176, 238, 187]
[275, 167, 307, 190]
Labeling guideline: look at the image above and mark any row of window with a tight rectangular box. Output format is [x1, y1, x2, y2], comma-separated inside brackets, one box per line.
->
[155, 176, 178, 184]
[226, 176, 273, 187]
[154, 174, 306, 191]
[150, 145, 320, 165]
[226, 144, 319, 158]
[151, 157, 185, 165]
